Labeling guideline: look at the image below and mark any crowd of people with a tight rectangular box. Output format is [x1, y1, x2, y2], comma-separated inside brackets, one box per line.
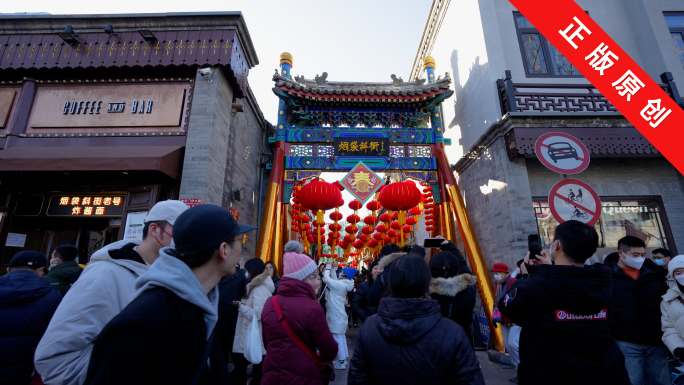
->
[0, 198, 683, 385]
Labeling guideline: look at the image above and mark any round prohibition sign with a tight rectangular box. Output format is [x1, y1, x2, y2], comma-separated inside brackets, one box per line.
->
[548, 179, 602, 226]
[535, 132, 590, 174]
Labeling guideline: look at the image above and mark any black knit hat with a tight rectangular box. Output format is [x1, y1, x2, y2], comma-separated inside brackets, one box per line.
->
[9, 251, 47, 268]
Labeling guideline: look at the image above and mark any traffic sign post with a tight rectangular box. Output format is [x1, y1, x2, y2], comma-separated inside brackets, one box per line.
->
[548, 179, 602, 226]
[535, 132, 590, 174]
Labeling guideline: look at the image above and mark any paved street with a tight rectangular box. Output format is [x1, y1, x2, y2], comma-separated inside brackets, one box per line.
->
[330, 325, 515, 385]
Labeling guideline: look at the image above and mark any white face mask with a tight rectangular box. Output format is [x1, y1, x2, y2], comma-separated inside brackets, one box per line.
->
[675, 275, 684, 286]
[621, 251, 645, 270]
[493, 274, 503, 282]
[49, 258, 59, 268]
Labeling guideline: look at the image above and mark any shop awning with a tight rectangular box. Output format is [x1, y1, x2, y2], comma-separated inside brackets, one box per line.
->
[0, 146, 184, 179]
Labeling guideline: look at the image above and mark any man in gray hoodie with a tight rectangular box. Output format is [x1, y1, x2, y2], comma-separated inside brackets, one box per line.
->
[84, 204, 256, 385]
[34, 200, 189, 385]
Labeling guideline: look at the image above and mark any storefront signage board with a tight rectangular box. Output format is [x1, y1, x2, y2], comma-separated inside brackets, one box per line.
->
[29, 84, 186, 128]
[229, 207, 240, 222]
[534, 132, 590, 174]
[548, 179, 602, 226]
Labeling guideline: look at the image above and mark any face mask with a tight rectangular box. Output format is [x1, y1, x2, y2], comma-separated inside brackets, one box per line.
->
[49, 258, 59, 268]
[245, 272, 250, 279]
[621, 252, 645, 270]
[493, 274, 503, 282]
[675, 275, 684, 286]
[654, 259, 666, 267]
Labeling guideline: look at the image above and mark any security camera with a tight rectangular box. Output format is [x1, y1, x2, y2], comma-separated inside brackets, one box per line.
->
[198, 67, 214, 82]
[104, 24, 117, 36]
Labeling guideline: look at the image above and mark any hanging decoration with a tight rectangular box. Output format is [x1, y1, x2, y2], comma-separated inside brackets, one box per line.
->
[297, 179, 342, 257]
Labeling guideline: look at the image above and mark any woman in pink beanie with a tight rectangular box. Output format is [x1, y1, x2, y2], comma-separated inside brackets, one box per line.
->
[261, 241, 338, 385]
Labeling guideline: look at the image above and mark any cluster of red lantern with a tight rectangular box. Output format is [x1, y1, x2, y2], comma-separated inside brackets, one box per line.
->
[423, 184, 437, 235]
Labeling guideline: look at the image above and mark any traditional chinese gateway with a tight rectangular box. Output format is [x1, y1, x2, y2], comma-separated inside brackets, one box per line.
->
[256, 52, 505, 350]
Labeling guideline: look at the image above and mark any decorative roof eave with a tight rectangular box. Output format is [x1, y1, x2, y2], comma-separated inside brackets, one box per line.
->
[272, 72, 451, 96]
[277, 85, 451, 103]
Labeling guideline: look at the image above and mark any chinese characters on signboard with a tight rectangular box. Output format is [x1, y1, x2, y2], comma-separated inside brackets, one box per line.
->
[47, 195, 125, 217]
[229, 207, 240, 222]
[333, 137, 390, 157]
[180, 198, 203, 208]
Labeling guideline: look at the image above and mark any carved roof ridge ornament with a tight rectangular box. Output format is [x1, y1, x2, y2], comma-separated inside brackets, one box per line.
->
[273, 72, 447, 93]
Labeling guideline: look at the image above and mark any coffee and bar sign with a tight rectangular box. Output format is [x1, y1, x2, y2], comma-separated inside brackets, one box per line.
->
[28, 83, 186, 128]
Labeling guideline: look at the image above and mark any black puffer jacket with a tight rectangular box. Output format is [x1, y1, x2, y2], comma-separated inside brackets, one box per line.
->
[216, 269, 246, 333]
[498, 263, 630, 385]
[603, 252, 668, 346]
[368, 253, 404, 307]
[348, 297, 484, 385]
[0, 270, 62, 385]
[351, 279, 377, 322]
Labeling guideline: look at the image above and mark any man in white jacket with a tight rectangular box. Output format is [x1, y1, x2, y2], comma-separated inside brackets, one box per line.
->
[34, 200, 188, 385]
[322, 261, 356, 370]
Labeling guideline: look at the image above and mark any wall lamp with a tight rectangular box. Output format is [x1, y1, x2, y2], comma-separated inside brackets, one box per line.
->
[104, 24, 117, 36]
[233, 188, 245, 202]
[138, 30, 158, 43]
[57, 25, 79, 45]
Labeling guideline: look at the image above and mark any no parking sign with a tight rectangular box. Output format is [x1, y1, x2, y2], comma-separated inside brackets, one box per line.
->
[535, 132, 590, 174]
[548, 179, 602, 226]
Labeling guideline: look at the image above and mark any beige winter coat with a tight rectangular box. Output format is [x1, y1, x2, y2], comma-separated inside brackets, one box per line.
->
[233, 272, 274, 356]
[661, 282, 684, 354]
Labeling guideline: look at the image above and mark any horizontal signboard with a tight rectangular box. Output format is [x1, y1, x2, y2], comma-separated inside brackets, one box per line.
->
[333, 137, 389, 157]
[28, 84, 186, 128]
[14, 194, 125, 217]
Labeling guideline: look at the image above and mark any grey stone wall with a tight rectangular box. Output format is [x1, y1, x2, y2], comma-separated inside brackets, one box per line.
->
[527, 157, 684, 254]
[222, 93, 266, 264]
[180, 67, 233, 205]
[456, 136, 538, 269]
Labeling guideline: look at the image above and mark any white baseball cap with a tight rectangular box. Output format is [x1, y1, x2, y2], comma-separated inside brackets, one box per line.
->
[145, 200, 190, 225]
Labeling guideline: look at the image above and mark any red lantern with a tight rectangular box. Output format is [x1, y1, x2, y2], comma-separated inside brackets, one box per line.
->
[368, 239, 379, 248]
[408, 207, 422, 216]
[378, 181, 422, 211]
[313, 228, 325, 235]
[301, 215, 311, 223]
[346, 215, 361, 224]
[358, 234, 368, 242]
[332, 181, 345, 191]
[348, 200, 363, 211]
[426, 220, 436, 226]
[328, 223, 342, 232]
[425, 214, 435, 220]
[353, 239, 365, 249]
[298, 179, 342, 224]
[387, 229, 397, 238]
[373, 232, 385, 241]
[307, 235, 314, 243]
[363, 216, 377, 226]
[366, 200, 381, 211]
[402, 225, 411, 233]
[329, 231, 341, 239]
[345, 225, 357, 234]
[343, 234, 353, 243]
[379, 213, 390, 223]
[329, 211, 344, 221]
[361, 226, 373, 235]
[406, 217, 417, 226]
[390, 221, 401, 230]
[375, 223, 387, 233]
[291, 226, 299, 232]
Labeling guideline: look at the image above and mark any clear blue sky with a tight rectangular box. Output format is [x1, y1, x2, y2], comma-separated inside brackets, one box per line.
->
[4, 0, 431, 122]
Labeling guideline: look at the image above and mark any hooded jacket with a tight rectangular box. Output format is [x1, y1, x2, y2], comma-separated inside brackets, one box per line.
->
[84, 248, 227, 385]
[661, 281, 684, 354]
[348, 297, 484, 385]
[429, 273, 477, 338]
[261, 277, 338, 385]
[0, 270, 62, 385]
[322, 268, 355, 335]
[604, 252, 667, 346]
[35, 239, 146, 385]
[232, 270, 274, 355]
[43, 260, 83, 295]
[498, 263, 630, 385]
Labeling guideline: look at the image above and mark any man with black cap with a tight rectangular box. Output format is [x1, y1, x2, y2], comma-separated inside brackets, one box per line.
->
[35, 200, 188, 385]
[0, 251, 61, 384]
[85, 204, 257, 385]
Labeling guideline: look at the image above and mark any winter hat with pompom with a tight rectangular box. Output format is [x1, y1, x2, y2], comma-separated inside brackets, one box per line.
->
[283, 252, 317, 281]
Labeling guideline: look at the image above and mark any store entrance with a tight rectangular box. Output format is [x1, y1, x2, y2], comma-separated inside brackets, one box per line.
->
[1, 216, 120, 270]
